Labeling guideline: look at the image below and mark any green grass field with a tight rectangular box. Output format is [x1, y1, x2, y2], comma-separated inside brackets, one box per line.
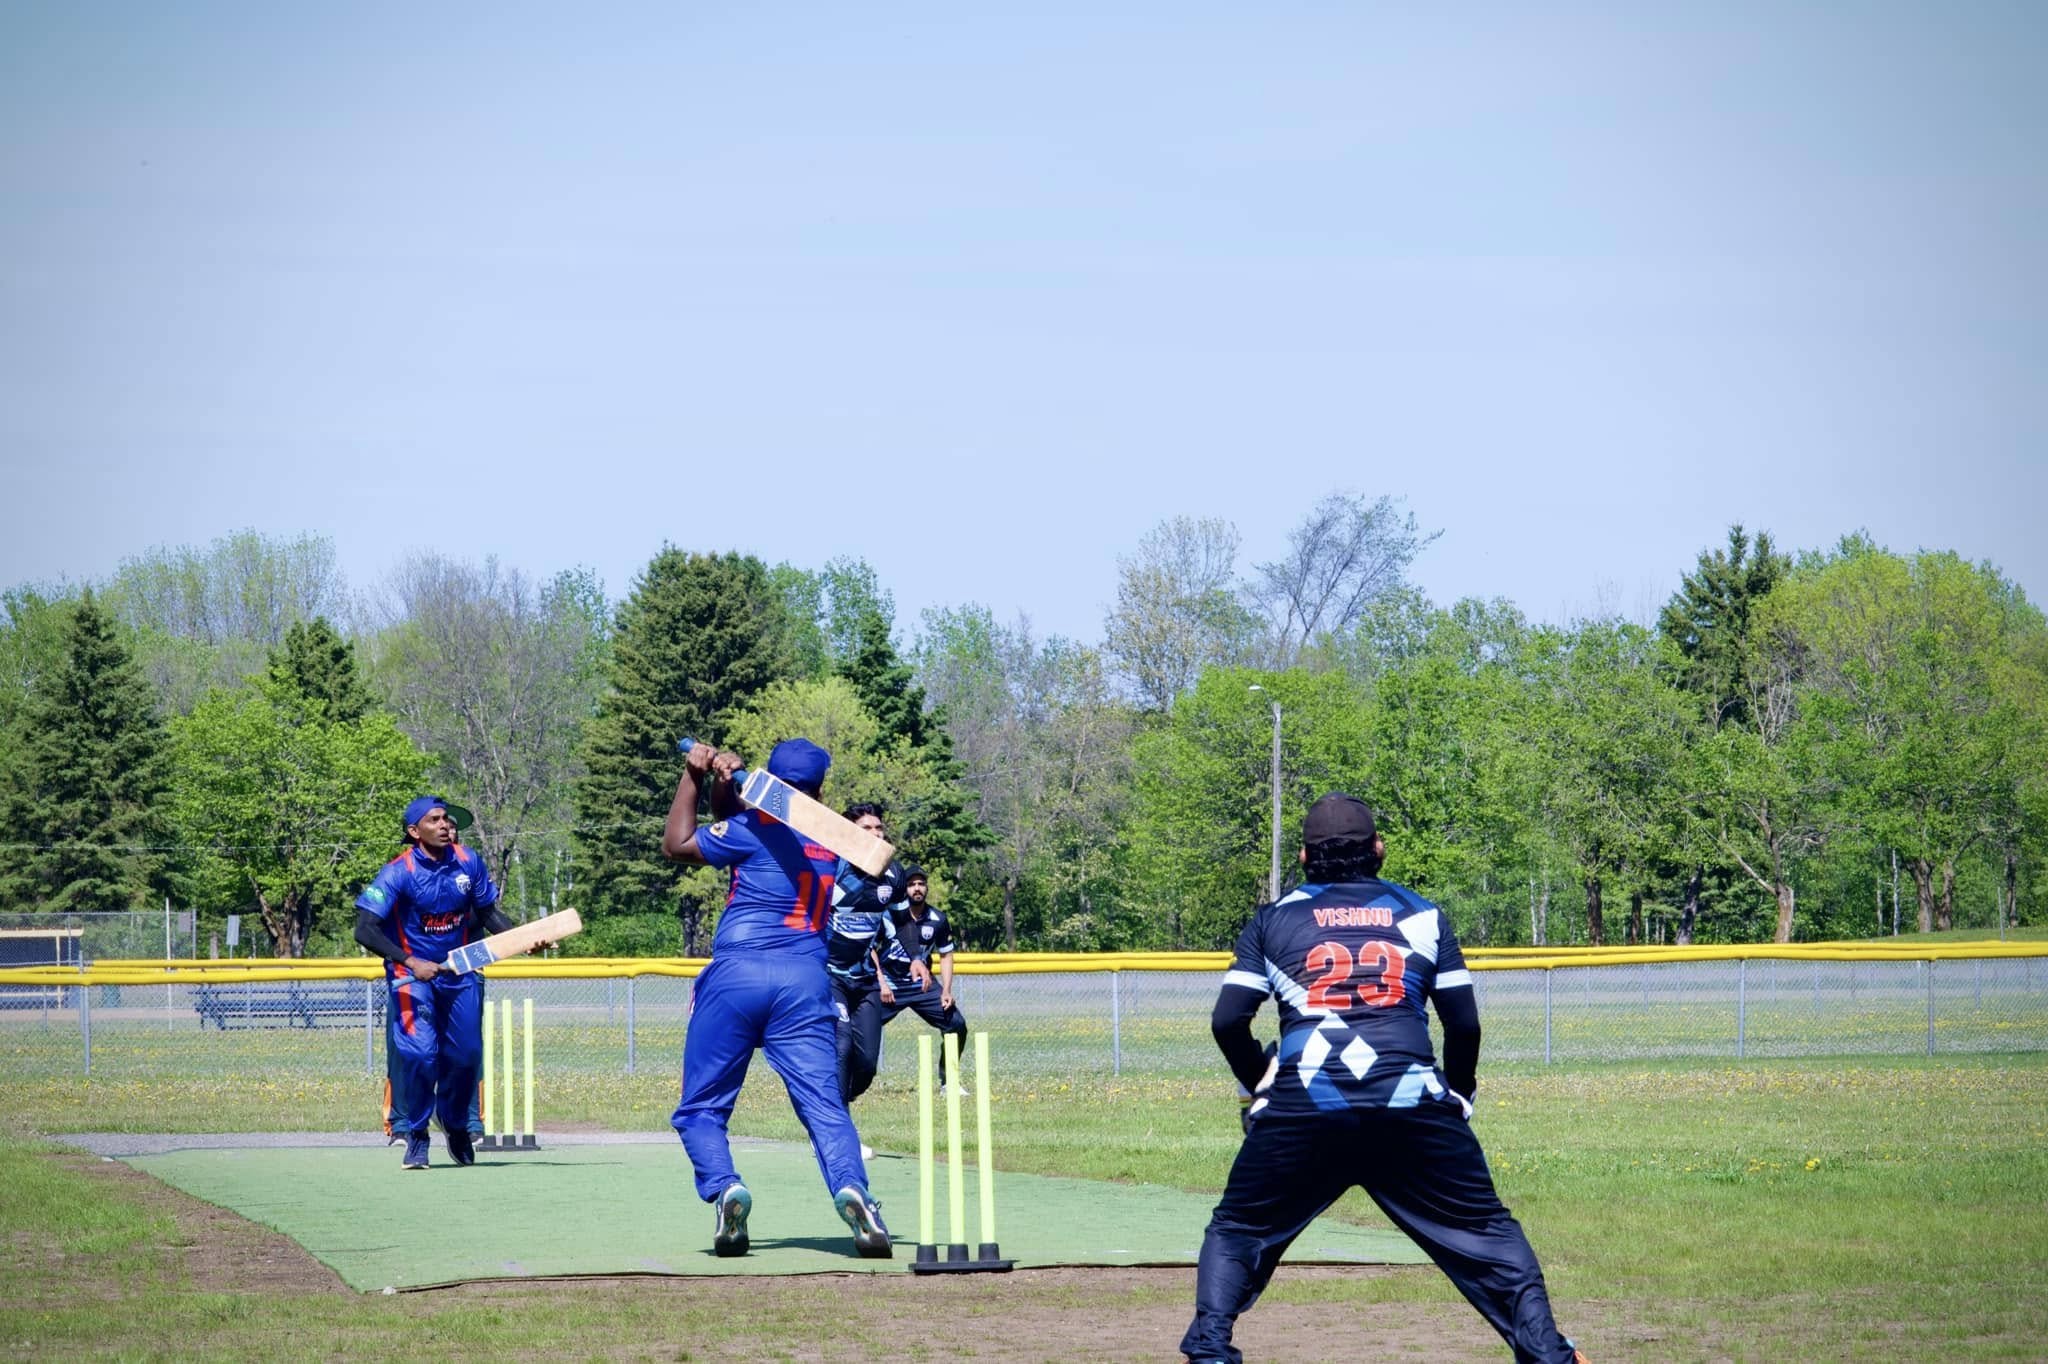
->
[4, 1053, 2046, 1359]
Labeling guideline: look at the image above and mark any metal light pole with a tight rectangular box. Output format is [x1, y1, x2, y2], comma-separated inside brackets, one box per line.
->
[1249, 686, 1282, 901]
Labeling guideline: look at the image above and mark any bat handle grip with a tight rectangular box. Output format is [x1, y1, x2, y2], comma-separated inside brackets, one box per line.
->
[678, 739, 749, 783]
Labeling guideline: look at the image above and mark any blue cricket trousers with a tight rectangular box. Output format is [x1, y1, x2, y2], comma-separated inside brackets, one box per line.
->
[386, 969, 484, 1138]
[672, 949, 870, 1202]
[1181, 1098, 1578, 1364]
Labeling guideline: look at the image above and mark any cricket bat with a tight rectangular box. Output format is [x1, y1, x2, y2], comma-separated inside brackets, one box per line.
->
[679, 739, 896, 877]
[441, 908, 583, 976]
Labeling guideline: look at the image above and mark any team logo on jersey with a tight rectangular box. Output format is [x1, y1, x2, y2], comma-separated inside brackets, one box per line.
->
[455, 873, 471, 894]
[366, 886, 388, 904]
[877, 884, 894, 903]
[709, 820, 729, 838]
[920, 924, 935, 941]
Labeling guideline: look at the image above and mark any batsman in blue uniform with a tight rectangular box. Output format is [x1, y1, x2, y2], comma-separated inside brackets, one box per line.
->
[660, 738, 891, 1259]
[1181, 794, 1586, 1364]
[353, 796, 514, 1171]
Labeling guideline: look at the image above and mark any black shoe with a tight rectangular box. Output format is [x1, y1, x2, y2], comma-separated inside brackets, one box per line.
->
[447, 1129, 475, 1166]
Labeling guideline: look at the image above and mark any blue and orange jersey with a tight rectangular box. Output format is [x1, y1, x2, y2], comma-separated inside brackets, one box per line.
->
[695, 810, 838, 957]
[355, 841, 500, 972]
[1216, 877, 1472, 1115]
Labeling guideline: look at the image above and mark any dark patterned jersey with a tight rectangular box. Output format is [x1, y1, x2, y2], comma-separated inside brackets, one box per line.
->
[879, 904, 954, 987]
[826, 857, 907, 984]
[1217, 877, 1473, 1115]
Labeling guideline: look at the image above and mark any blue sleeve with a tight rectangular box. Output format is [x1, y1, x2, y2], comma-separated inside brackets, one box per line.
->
[355, 863, 404, 921]
[462, 847, 501, 909]
[693, 816, 752, 870]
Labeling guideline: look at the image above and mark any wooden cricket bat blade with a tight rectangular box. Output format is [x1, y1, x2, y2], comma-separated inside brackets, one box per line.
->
[443, 908, 582, 976]
[736, 768, 896, 877]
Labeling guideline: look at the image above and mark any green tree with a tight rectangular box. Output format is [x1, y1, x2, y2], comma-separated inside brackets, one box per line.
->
[269, 617, 373, 722]
[1127, 667, 1372, 948]
[0, 591, 169, 913]
[1763, 543, 2047, 931]
[1520, 621, 1696, 945]
[573, 549, 796, 930]
[167, 679, 429, 955]
[1659, 524, 1790, 728]
[916, 607, 1129, 950]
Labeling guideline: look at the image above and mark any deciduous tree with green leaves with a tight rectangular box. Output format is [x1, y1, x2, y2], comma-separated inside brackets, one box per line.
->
[167, 676, 428, 955]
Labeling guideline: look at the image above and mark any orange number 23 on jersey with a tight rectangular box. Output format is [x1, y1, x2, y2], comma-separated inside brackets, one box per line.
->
[1305, 940, 1410, 1010]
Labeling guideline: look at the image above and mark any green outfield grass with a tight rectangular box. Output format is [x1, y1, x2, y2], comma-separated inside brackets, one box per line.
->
[3, 1053, 2046, 1359]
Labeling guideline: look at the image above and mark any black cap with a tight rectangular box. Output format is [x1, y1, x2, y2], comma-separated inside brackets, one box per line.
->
[903, 865, 927, 884]
[1302, 793, 1376, 848]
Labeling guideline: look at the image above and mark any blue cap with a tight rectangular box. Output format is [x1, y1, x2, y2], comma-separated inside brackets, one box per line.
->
[766, 738, 830, 793]
[402, 795, 474, 836]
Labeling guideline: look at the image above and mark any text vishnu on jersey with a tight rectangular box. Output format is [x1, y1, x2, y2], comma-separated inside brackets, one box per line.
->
[1312, 906, 1394, 928]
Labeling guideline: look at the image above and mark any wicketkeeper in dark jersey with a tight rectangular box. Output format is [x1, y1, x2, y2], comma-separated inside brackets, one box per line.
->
[828, 802, 908, 1105]
[1181, 794, 1586, 1364]
[876, 868, 971, 1091]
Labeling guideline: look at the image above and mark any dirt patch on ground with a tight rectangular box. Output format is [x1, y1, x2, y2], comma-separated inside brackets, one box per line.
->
[443, 1264, 1542, 1361]
[69, 1151, 348, 1296]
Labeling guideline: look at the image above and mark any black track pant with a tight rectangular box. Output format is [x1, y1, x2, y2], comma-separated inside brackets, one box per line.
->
[1180, 1100, 1576, 1364]
[878, 981, 968, 1086]
[832, 976, 886, 1104]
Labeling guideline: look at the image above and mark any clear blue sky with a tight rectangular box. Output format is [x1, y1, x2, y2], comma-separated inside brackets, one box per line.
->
[3, 1, 2042, 642]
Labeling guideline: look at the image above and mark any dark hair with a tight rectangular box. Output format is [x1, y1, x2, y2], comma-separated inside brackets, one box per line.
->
[844, 801, 884, 823]
[1304, 836, 1384, 883]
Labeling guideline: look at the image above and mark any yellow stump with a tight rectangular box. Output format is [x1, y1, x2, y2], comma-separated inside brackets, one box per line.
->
[917, 1033, 935, 1248]
[522, 997, 535, 1142]
[945, 1030, 965, 1247]
[499, 998, 513, 1137]
[481, 996, 495, 1141]
[975, 1032, 996, 1246]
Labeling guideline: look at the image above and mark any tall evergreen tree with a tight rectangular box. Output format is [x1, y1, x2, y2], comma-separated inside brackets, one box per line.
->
[1658, 524, 1790, 728]
[268, 616, 373, 721]
[837, 612, 986, 882]
[0, 591, 168, 912]
[573, 550, 797, 921]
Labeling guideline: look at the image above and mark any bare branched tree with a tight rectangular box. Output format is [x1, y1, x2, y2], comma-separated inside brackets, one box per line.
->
[371, 555, 607, 896]
[1251, 493, 1441, 665]
[1103, 516, 1260, 710]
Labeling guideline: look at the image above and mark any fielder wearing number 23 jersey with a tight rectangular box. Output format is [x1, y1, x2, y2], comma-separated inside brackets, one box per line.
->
[1184, 794, 1583, 1364]
[1218, 877, 1478, 1118]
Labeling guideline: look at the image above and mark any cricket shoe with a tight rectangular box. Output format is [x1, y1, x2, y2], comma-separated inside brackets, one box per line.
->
[940, 1082, 970, 1098]
[402, 1132, 430, 1170]
[859, 1142, 875, 1161]
[447, 1129, 475, 1167]
[712, 1182, 752, 1257]
[834, 1185, 892, 1258]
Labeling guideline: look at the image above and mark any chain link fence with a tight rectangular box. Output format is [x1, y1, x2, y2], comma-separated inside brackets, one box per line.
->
[4, 955, 2045, 1082]
[0, 911, 198, 962]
